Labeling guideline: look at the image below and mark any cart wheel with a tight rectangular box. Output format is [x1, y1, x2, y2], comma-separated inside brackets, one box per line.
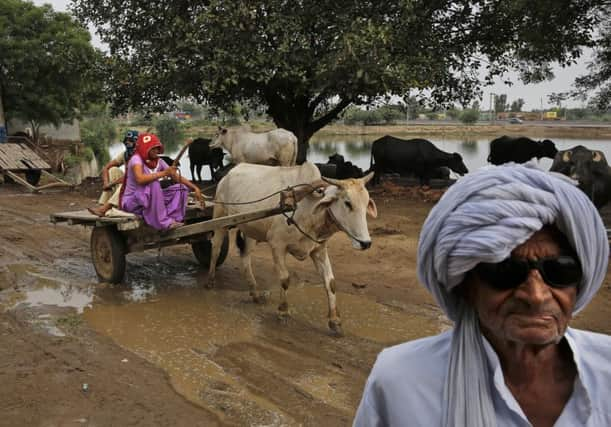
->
[25, 170, 41, 186]
[191, 232, 229, 269]
[91, 226, 126, 283]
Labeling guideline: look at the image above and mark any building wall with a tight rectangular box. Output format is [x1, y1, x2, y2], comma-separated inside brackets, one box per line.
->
[6, 119, 81, 141]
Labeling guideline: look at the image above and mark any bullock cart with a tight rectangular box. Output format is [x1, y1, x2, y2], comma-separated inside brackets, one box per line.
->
[50, 191, 297, 283]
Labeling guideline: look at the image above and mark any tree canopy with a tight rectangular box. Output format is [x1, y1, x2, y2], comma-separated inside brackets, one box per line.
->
[571, 5, 611, 110]
[495, 94, 508, 113]
[510, 98, 525, 112]
[72, 0, 604, 162]
[0, 0, 103, 140]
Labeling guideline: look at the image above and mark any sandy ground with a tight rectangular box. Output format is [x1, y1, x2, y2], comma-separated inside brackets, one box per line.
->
[0, 180, 610, 427]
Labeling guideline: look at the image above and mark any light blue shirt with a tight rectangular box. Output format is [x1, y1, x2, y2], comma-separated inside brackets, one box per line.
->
[353, 328, 611, 426]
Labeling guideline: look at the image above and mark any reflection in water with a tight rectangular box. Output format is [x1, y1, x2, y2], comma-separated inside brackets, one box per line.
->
[460, 140, 478, 153]
[9, 282, 93, 314]
[0, 264, 95, 314]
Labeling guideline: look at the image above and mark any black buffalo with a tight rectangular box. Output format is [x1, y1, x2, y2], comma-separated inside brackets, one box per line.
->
[327, 153, 364, 179]
[488, 136, 557, 165]
[369, 136, 468, 185]
[188, 138, 226, 182]
[550, 145, 611, 208]
[315, 153, 364, 180]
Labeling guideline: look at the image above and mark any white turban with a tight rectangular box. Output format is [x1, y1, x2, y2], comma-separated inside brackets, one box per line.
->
[417, 163, 608, 427]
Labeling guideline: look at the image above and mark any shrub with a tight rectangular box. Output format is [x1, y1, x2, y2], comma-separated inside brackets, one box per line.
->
[80, 107, 117, 165]
[460, 109, 479, 125]
[378, 106, 404, 124]
[154, 116, 184, 152]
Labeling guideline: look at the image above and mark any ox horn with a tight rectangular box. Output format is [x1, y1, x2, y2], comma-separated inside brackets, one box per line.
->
[361, 171, 374, 185]
[321, 176, 345, 188]
[562, 151, 572, 162]
[593, 151, 603, 162]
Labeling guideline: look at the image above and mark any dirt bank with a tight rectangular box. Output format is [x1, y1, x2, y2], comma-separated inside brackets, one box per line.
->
[0, 183, 609, 426]
[182, 122, 611, 140]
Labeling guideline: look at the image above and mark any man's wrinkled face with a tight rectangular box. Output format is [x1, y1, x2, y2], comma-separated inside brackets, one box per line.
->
[464, 228, 578, 346]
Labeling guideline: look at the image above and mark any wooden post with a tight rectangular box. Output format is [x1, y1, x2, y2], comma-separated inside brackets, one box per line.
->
[0, 84, 6, 142]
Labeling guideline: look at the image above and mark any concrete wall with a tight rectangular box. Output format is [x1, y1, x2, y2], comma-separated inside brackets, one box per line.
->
[7, 119, 81, 141]
[65, 156, 99, 185]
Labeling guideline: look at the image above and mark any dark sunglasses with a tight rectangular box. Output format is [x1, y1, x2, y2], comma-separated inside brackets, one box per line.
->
[473, 256, 582, 290]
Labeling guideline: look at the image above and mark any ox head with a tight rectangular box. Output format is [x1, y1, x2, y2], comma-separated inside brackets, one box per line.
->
[449, 153, 469, 175]
[209, 127, 228, 149]
[315, 172, 377, 250]
[539, 139, 558, 159]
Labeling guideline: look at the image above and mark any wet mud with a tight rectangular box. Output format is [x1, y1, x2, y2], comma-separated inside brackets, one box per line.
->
[0, 183, 610, 426]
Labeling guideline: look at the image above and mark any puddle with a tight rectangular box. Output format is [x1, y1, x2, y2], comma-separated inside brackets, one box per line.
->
[82, 282, 441, 421]
[16, 283, 94, 314]
[83, 287, 291, 423]
[0, 264, 94, 314]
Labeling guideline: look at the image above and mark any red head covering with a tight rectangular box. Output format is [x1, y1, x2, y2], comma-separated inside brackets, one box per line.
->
[135, 133, 164, 169]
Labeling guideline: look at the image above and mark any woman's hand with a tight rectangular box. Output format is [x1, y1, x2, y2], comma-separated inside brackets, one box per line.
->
[162, 166, 180, 181]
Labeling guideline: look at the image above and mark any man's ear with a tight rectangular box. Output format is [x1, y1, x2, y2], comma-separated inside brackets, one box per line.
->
[455, 271, 477, 306]
[367, 198, 377, 218]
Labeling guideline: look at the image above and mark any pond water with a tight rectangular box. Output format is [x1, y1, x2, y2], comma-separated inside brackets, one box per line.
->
[109, 135, 611, 180]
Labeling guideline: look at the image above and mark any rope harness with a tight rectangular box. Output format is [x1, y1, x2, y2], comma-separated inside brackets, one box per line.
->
[212, 181, 334, 244]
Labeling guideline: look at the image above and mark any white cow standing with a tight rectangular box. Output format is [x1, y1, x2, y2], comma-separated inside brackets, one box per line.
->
[209, 127, 298, 166]
[207, 162, 377, 335]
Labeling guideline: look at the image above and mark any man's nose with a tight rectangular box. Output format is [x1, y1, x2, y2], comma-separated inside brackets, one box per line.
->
[516, 270, 551, 306]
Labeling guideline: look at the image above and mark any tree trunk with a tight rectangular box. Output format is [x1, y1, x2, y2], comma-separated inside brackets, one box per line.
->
[293, 127, 314, 165]
[269, 102, 314, 165]
[265, 89, 352, 164]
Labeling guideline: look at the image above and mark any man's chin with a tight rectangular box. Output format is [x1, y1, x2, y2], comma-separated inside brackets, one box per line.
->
[505, 325, 563, 346]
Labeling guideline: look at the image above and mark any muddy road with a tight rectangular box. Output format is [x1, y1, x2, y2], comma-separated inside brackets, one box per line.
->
[1, 183, 610, 426]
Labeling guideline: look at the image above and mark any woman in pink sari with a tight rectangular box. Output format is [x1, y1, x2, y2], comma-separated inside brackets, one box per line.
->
[120, 133, 203, 230]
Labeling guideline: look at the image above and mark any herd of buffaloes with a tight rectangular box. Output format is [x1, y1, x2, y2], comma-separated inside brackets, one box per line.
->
[185, 133, 611, 210]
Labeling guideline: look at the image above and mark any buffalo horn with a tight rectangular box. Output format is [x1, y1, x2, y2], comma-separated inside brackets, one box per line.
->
[562, 151, 572, 162]
[593, 151, 603, 162]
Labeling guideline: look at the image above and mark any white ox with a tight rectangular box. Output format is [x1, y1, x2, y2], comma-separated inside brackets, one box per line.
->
[207, 162, 377, 335]
[210, 127, 298, 166]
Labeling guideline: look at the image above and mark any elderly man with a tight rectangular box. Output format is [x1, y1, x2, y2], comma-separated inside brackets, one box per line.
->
[354, 164, 611, 426]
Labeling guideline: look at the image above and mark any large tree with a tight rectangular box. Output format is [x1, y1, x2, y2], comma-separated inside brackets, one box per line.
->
[72, 0, 603, 162]
[0, 0, 103, 142]
[570, 5, 611, 110]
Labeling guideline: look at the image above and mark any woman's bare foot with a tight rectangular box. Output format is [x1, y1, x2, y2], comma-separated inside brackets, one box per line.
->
[167, 221, 184, 230]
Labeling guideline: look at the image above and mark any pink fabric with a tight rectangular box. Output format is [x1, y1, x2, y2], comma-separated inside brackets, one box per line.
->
[121, 156, 188, 230]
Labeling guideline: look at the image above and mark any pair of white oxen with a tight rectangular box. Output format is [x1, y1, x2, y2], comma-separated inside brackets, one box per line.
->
[207, 127, 377, 335]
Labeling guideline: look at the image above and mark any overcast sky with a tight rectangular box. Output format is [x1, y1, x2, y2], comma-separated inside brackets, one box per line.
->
[34, 0, 593, 111]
